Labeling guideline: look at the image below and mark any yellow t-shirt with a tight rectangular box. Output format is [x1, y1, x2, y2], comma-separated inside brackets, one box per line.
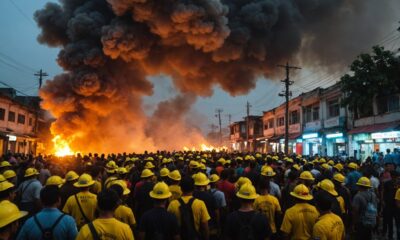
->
[76, 218, 134, 240]
[336, 196, 346, 214]
[90, 180, 102, 194]
[115, 205, 136, 226]
[63, 191, 97, 228]
[169, 185, 182, 201]
[167, 196, 210, 232]
[395, 188, 400, 201]
[254, 194, 281, 233]
[280, 203, 319, 240]
[312, 212, 345, 240]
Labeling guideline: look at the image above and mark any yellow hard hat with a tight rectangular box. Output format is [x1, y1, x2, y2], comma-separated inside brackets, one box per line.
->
[244, 155, 252, 161]
[109, 180, 130, 195]
[356, 177, 371, 188]
[328, 160, 334, 166]
[224, 160, 231, 166]
[299, 171, 315, 181]
[235, 177, 251, 189]
[189, 161, 199, 169]
[65, 171, 79, 182]
[0, 201, 27, 228]
[255, 153, 262, 158]
[217, 158, 226, 164]
[3, 170, 16, 180]
[319, 158, 326, 163]
[0, 181, 14, 192]
[149, 182, 172, 199]
[141, 169, 154, 178]
[24, 168, 39, 178]
[261, 166, 276, 177]
[162, 158, 169, 164]
[144, 162, 155, 169]
[319, 179, 338, 196]
[333, 173, 345, 183]
[293, 164, 301, 171]
[290, 184, 313, 201]
[0, 161, 11, 168]
[45, 176, 65, 187]
[200, 159, 206, 164]
[235, 156, 243, 161]
[0, 174, 5, 183]
[160, 168, 170, 177]
[209, 174, 220, 183]
[286, 158, 294, 163]
[168, 170, 181, 181]
[146, 157, 154, 161]
[199, 163, 206, 170]
[348, 162, 358, 170]
[334, 163, 343, 172]
[106, 160, 117, 169]
[236, 183, 258, 200]
[321, 163, 330, 170]
[194, 172, 210, 186]
[117, 167, 128, 175]
[73, 173, 95, 188]
[105, 176, 118, 188]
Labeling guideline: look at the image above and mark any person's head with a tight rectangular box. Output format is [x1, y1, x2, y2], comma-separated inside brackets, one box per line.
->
[97, 189, 120, 213]
[387, 149, 391, 154]
[315, 191, 332, 213]
[236, 183, 257, 207]
[258, 177, 270, 194]
[109, 184, 124, 199]
[180, 176, 195, 194]
[0, 201, 27, 238]
[220, 169, 229, 180]
[149, 182, 172, 207]
[0, 181, 15, 202]
[40, 185, 61, 208]
[74, 173, 95, 192]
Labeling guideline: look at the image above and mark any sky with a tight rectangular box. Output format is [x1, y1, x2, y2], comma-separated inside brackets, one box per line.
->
[0, 0, 399, 134]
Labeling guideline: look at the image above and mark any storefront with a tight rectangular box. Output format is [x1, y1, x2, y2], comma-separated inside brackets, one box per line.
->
[302, 132, 323, 156]
[325, 132, 347, 157]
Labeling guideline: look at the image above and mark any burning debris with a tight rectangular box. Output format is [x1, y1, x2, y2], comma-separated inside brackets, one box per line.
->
[35, 0, 399, 153]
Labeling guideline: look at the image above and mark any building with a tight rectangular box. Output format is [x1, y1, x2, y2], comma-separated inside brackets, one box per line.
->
[0, 88, 42, 155]
[230, 116, 263, 152]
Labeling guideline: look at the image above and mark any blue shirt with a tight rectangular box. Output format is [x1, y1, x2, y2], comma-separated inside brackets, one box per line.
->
[17, 208, 78, 240]
[18, 179, 42, 203]
[384, 153, 395, 164]
[345, 170, 362, 191]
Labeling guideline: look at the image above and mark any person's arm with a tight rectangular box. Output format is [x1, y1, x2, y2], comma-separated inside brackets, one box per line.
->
[200, 221, 210, 240]
[66, 217, 78, 240]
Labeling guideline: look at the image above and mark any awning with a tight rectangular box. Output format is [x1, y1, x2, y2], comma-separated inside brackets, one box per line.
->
[268, 135, 283, 142]
[348, 122, 400, 134]
[289, 133, 301, 140]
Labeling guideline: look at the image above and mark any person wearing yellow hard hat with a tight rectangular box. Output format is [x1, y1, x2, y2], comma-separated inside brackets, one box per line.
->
[2, 170, 16, 185]
[332, 173, 351, 228]
[260, 166, 281, 199]
[167, 170, 182, 201]
[63, 173, 97, 228]
[89, 166, 103, 195]
[312, 191, 345, 240]
[45, 175, 65, 188]
[0, 161, 11, 173]
[351, 176, 378, 240]
[134, 169, 155, 221]
[209, 174, 226, 212]
[225, 183, 272, 240]
[139, 182, 180, 240]
[314, 179, 343, 217]
[298, 171, 315, 189]
[0, 200, 27, 240]
[17, 186, 78, 240]
[109, 180, 136, 229]
[345, 162, 362, 196]
[159, 167, 170, 182]
[0, 180, 16, 203]
[216, 158, 225, 176]
[167, 176, 210, 240]
[60, 170, 80, 207]
[281, 184, 319, 240]
[76, 189, 134, 240]
[17, 167, 42, 216]
[254, 178, 282, 236]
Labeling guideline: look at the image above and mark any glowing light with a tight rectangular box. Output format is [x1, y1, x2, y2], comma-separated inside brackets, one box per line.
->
[183, 144, 228, 152]
[52, 135, 75, 157]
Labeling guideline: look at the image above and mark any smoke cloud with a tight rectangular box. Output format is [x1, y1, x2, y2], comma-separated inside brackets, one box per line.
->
[35, 0, 399, 152]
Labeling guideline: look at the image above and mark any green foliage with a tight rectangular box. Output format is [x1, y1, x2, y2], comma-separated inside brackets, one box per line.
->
[340, 46, 400, 118]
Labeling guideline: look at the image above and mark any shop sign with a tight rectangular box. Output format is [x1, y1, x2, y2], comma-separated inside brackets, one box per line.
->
[303, 133, 318, 139]
[371, 131, 400, 139]
[324, 117, 342, 128]
[296, 139, 303, 143]
[326, 132, 343, 139]
[7, 135, 17, 141]
[335, 138, 345, 143]
[304, 121, 321, 132]
[364, 139, 374, 143]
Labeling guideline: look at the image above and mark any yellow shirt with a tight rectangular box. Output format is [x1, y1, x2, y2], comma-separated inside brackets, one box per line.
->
[115, 205, 136, 226]
[395, 188, 400, 201]
[90, 180, 102, 194]
[169, 185, 182, 201]
[280, 203, 319, 240]
[254, 194, 281, 233]
[167, 196, 210, 232]
[63, 191, 97, 228]
[76, 218, 134, 240]
[312, 212, 345, 240]
[336, 196, 345, 214]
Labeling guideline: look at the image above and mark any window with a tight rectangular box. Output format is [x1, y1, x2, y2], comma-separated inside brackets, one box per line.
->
[8, 111, 15, 122]
[268, 118, 274, 128]
[240, 124, 246, 134]
[0, 108, 5, 121]
[328, 99, 340, 118]
[312, 105, 319, 121]
[377, 95, 400, 114]
[304, 106, 312, 123]
[289, 110, 299, 125]
[17, 114, 25, 124]
[29, 118, 33, 126]
[277, 116, 285, 127]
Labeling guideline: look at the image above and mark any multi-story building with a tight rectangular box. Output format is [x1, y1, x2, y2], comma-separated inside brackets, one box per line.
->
[230, 116, 263, 152]
[0, 88, 42, 154]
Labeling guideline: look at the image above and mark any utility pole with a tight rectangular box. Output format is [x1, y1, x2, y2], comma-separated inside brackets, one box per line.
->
[226, 114, 232, 126]
[34, 69, 48, 89]
[246, 101, 251, 152]
[215, 108, 223, 145]
[278, 62, 301, 155]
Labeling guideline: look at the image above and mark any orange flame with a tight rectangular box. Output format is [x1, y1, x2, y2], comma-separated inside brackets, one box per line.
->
[183, 143, 228, 152]
[52, 135, 75, 157]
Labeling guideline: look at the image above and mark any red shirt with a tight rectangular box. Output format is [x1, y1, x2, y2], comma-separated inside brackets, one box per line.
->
[217, 180, 236, 203]
[216, 166, 224, 175]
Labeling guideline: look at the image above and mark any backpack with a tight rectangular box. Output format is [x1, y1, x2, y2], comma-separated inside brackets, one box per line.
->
[15, 180, 34, 206]
[361, 192, 377, 227]
[178, 198, 199, 240]
[237, 211, 257, 240]
[33, 213, 65, 240]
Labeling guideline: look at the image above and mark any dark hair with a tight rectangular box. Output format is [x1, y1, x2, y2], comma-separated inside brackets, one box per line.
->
[98, 189, 120, 211]
[220, 169, 229, 180]
[180, 176, 194, 193]
[109, 184, 123, 198]
[0, 187, 15, 200]
[315, 191, 332, 212]
[90, 166, 102, 178]
[40, 186, 60, 206]
[258, 177, 270, 191]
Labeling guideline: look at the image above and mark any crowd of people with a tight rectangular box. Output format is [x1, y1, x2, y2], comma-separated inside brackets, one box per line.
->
[0, 151, 399, 240]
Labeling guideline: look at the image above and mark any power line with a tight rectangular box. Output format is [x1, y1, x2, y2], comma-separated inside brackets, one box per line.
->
[8, 0, 36, 27]
[0, 51, 36, 72]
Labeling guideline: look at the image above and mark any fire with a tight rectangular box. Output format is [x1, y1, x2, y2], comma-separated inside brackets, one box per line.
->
[183, 144, 228, 152]
[52, 135, 75, 157]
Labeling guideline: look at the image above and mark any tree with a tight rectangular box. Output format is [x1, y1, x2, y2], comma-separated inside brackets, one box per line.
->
[340, 46, 400, 119]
